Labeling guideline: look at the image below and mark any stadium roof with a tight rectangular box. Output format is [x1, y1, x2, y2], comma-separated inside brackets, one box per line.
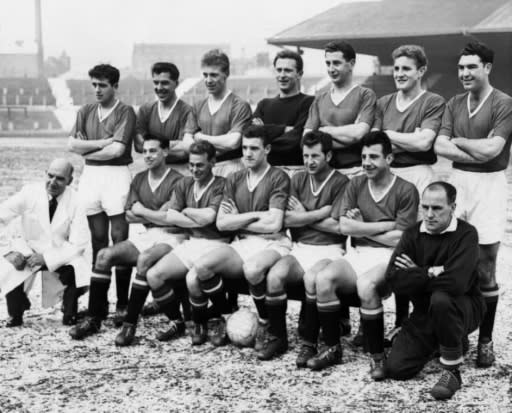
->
[267, 0, 512, 51]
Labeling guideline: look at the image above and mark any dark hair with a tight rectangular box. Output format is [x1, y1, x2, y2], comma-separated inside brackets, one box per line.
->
[88, 64, 120, 86]
[392, 45, 428, 68]
[302, 130, 333, 154]
[201, 49, 230, 76]
[361, 131, 392, 156]
[459, 42, 494, 65]
[143, 134, 169, 149]
[273, 50, 303, 73]
[242, 124, 273, 146]
[424, 181, 457, 204]
[324, 41, 356, 61]
[151, 62, 180, 82]
[189, 140, 216, 161]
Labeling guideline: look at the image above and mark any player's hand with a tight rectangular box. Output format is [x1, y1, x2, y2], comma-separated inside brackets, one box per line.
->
[346, 208, 362, 221]
[131, 202, 145, 215]
[101, 137, 114, 148]
[287, 196, 306, 212]
[3, 251, 26, 270]
[76, 131, 87, 140]
[194, 132, 205, 141]
[487, 129, 495, 138]
[252, 118, 264, 126]
[220, 199, 238, 214]
[394, 253, 419, 270]
[26, 253, 45, 270]
[427, 265, 445, 278]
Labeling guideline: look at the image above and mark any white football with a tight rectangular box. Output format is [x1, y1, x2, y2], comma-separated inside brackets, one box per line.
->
[226, 309, 259, 347]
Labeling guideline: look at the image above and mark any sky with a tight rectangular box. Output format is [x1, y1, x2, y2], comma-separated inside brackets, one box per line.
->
[0, 0, 376, 76]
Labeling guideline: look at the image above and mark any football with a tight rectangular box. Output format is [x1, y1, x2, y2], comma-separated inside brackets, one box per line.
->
[226, 309, 259, 347]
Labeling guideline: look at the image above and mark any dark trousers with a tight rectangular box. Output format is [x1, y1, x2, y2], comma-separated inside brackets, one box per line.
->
[387, 290, 485, 380]
[6, 265, 77, 318]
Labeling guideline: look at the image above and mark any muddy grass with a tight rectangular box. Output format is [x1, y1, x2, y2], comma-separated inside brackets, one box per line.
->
[0, 139, 511, 412]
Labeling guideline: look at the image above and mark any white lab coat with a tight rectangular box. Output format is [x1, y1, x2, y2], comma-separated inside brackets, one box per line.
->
[0, 183, 91, 298]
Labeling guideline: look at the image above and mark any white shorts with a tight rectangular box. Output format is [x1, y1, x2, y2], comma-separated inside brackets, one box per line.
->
[230, 234, 292, 262]
[173, 237, 229, 269]
[78, 165, 131, 216]
[129, 226, 187, 253]
[449, 169, 507, 244]
[391, 164, 435, 197]
[344, 245, 393, 276]
[213, 158, 245, 178]
[290, 242, 344, 272]
[336, 166, 363, 179]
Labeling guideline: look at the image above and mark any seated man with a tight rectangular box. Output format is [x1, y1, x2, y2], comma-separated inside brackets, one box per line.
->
[305, 131, 418, 376]
[114, 140, 229, 346]
[386, 182, 485, 400]
[0, 159, 89, 326]
[257, 130, 349, 361]
[186, 125, 291, 347]
[70, 135, 186, 339]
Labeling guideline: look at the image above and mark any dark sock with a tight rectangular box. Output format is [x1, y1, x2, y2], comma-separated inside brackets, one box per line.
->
[394, 294, 409, 327]
[249, 279, 268, 321]
[190, 296, 208, 324]
[361, 307, 384, 355]
[175, 282, 191, 321]
[115, 266, 132, 308]
[153, 283, 181, 321]
[89, 269, 112, 319]
[124, 273, 150, 324]
[199, 274, 229, 314]
[301, 292, 320, 344]
[340, 304, 350, 321]
[479, 285, 499, 342]
[318, 300, 341, 347]
[266, 292, 287, 339]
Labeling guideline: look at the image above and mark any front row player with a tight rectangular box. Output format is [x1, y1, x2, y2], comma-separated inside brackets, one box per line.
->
[386, 182, 485, 400]
[70, 135, 185, 339]
[302, 131, 418, 375]
[186, 125, 291, 346]
[257, 131, 349, 361]
[114, 140, 228, 346]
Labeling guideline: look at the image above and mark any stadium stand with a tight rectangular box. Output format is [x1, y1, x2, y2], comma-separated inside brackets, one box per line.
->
[0, 78, 56, 106]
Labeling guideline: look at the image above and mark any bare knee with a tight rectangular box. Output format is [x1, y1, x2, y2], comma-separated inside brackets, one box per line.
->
[146, 266, 165, 287]
[266, 265, 287, 294]
[136, 251, 154, 275]
[95, 248, 113, 270]
[315, 269, 339, 299]
[243, 260, 266, 285]
[357, 276, 379, 305]
[186, 269, 202, 296]
[303, 271, 317, 294]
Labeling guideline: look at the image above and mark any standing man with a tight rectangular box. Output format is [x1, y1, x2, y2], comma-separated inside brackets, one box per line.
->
[186, 125, 291, 347]
[304, 41, 376, 177]
[68, 64, 136, 323]
[252, 50, 314, 175]
[373, 45, 445, 341]
[304, 132, 418, 376]
[386, 182, 485, 400]
[136, 62, 195, 176]
[257, 131, 348, 361]
[0, 159, 89, 326]
[69, 135, 185, 339]
[186, 49, 252, 177]
[114, 140, 229, 346]
[434, 41, 512, 367]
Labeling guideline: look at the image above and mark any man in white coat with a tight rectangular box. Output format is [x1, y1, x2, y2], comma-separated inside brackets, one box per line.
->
[0, 158, 90, 327]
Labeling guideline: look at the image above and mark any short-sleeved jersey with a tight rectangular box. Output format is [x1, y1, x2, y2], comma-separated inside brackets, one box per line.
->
[374, 91, 445, 167]
[185, 93, 252, 163]
[289, 170, 349, 245]
[253, 93, 315, 166]
[125, 168, 183, 230]
[439, 88, 512, 172]
[168, 175, 227, 240]
[136, 99, 194, 164]
[332, 174, 419, 248]
[71, 101, 136, 166]
[304, 85, 376, 168]
[223, 166, 290, 235]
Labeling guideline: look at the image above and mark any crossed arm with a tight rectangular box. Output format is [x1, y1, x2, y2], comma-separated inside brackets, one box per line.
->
[435, 132, 505, 163]
[216, 199, 284, 234]
[285, 196, 340, 234]
[127, 201, 216, 228]
[385, 128, 437, 153]
[194, 131, 241, 154]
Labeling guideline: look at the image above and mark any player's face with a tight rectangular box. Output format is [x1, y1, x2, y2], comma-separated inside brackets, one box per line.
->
[152, 72, 178, 103]
[91, 77, 116, 105]
[242, 137, 270, 169]
[274, 58, 302, 94]
[458, 55, 491, 92]
[361, 144, 392, 180]
[325, 51, 353, 86]
[421, 188, 455, 234]
[303, 143, 330, 175]
[202, 65, 227, 96]
[189, 153, 213, 181]
[393, 56, 425, 92]
[142, 139, 167, 170]
[45, 163, 72, 198]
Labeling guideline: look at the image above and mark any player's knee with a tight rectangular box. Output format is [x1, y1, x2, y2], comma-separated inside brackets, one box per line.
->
[95, 248, 113, 270]
[243, 261, 265, 285]
[146, 267, 164, 286]
[429, 290, 452, 314]
[136, 251, 152, 275]
[186, 270, 201, 296]
[303, 270, 317, 294]
[356, 276, 378, 303]
[315, 269, 337, 298]
[193, 260, 213, 281]
[266, 269, 286, 294]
